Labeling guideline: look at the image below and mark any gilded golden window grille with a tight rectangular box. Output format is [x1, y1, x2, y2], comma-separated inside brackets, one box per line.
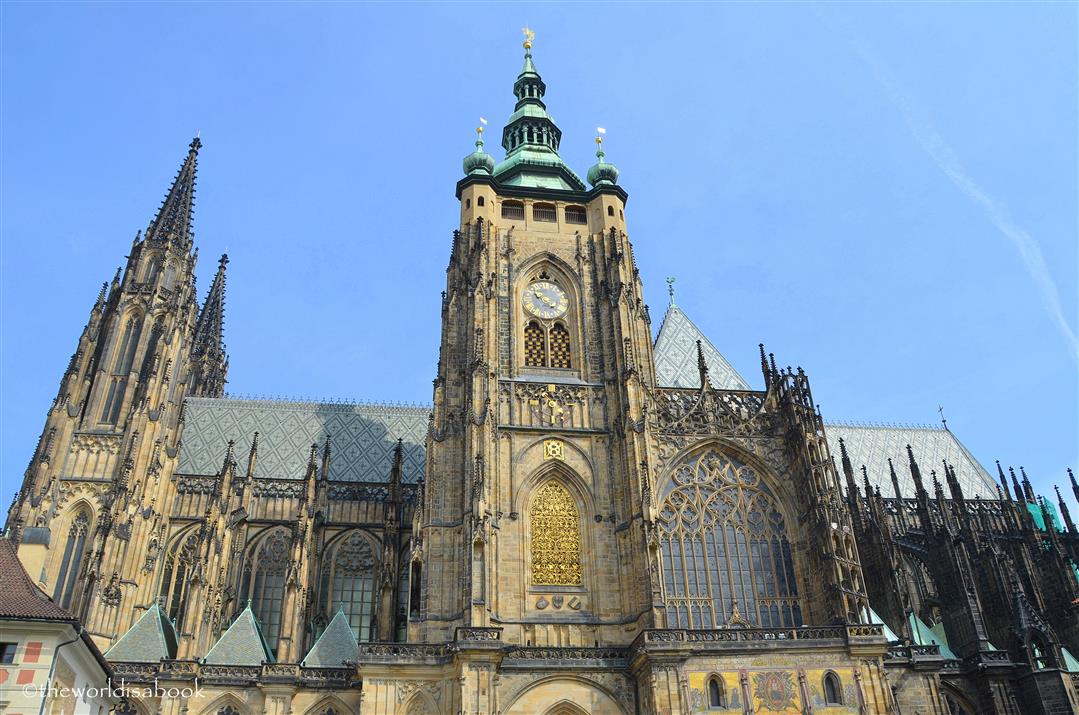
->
[530, 481, 582, 586]
[658, 450, 801, 628]
[524, 321, 546, 367]
[549, 323, 572, 368]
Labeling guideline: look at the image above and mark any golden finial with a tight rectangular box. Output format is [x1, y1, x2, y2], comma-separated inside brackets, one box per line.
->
[522, 25, 535, 50]
[596, 126, 606, 145]
[477, 117, 488, 136]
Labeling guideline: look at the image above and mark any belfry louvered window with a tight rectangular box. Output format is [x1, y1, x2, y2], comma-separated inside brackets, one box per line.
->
[54, 509, 90, 609]
[159, 530, 199, 628]
[549, 323, 571, 368]
[524, 321, 546, 367]
[241, 528, 290, 652]
[658, 450, 801, 629]
[523, 321, 572, 369]
[320, 531, 378, 642]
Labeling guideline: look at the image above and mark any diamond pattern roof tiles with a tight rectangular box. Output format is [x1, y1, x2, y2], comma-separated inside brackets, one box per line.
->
[826, 423, 999, 499]
[178, 397, 428, 482]
[653, 304, 751, 391]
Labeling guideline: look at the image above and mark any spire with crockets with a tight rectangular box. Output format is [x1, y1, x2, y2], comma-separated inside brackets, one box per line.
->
[145, 136, 200, 247]
[191, 253, 229, 397]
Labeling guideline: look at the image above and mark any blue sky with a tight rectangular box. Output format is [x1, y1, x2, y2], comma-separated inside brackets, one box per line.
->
[1, 2, 1076, 511]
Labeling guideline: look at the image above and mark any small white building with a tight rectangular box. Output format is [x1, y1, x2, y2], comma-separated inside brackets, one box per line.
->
[0, 537, 117, 715]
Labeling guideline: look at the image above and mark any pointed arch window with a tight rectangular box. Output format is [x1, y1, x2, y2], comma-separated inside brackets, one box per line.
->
[707, 676, 726, 708]
[100, 317, 142, 424]
[524, 321, 546, 367]
[530, 481, 582, 586]
[658, 450, 801, 629]
[319, 531, 378, 642]
[159, 530, 199, 628]
[823, 672, 842, 705]
[53, 510, 91, 609]
[240, 529, 290, 652]
[549, 323, 571, 368]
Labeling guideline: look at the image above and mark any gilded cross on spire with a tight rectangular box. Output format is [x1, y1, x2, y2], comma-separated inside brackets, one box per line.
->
[522, 25, 535, 50]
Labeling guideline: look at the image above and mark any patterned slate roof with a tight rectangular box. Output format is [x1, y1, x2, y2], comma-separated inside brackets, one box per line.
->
[301, 609, 359, 667]
[825, 423, 999, 499]
[203, 605, 274, 666]
[0, 537, 75, 621]
[653, 303, 751, 391]
[104, 604, 178, 663]
[179, 397, 428, 482]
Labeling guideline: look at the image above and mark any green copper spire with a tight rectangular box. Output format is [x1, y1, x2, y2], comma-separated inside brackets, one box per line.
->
[587, 131, 620, 188]
[492, 29, 586, 191]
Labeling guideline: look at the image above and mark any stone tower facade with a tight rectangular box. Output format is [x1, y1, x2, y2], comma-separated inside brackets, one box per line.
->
[4, 34, 1078, 715]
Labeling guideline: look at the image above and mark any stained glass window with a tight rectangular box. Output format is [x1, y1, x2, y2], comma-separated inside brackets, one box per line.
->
[241, 529, 290, 652]
[549, 323, 571, 368]
[319, 531, 377, 642]
[530, 481, 582, 586]
[658, 450, 801, 628]
[524, 321, 546, 367]
[159, 530, 199, 627]
[54, 509, 90, 609]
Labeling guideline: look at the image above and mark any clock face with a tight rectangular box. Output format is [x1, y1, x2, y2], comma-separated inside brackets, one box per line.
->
[523, 281, 568, 320]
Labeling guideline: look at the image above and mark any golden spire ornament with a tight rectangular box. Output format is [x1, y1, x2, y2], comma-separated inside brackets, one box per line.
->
[522, 25, 535, 50]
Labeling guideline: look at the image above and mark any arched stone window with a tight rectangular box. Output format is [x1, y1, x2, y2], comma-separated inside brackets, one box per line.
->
[240, 528, 290, 651]
[524, 321, 546, 367]
[159, 530, 199, 627]
[942, 688, 976, 715]
[823, 672, 842, 705]
[320, 531, 378, 642]
[549, 323, 571, 368]
[100, 316, 143, 423]
[530, 481, 582, 586]
[707, 676, 726, 708]
[54, 509, 91, 609]
[658, 449, 800, 628]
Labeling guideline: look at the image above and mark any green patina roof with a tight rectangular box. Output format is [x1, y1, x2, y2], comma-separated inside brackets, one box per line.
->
[909, 613, 957, 659]
[488, 45, 587, 192]
[868, 606, 901, 643]
[301, 609, 359, 667]
[1062, 647, 1079, 673]
[204, 603, 274, 666]
[104, 603, 178, 663]
[1027, 499, 1065, 533]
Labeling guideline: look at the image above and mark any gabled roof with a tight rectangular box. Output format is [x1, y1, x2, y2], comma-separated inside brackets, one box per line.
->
[301, 609, 359, 667]
[0, 537, 75, 621]
[827, 423, 999, 499]
[104, 604, 178, 663]
[653, 303, 751, 390]
[203, 604, 274, 666]
[178, 397, 427, 482]
[909, 613, 957, 659]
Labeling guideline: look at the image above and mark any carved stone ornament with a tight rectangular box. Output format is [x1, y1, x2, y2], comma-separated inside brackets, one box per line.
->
[543, 438, 565, 461]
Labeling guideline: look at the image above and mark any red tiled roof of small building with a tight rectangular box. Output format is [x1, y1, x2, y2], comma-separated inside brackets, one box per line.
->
[0, 536, 75, 621]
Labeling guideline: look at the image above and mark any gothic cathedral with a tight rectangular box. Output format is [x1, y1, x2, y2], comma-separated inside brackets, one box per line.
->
[6, 36, 1079, 715]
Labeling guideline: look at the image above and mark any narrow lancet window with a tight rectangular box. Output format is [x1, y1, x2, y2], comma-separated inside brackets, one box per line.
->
[524, 321, 546, 367]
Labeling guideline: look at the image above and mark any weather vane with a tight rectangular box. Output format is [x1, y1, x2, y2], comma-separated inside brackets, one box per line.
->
[938, 405, 948, 429]
[666, 276, 676, 304]
[522, 25, 535, 50]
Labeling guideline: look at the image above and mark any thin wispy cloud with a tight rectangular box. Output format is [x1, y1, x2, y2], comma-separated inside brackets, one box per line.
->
[828, 11, 1078, 360]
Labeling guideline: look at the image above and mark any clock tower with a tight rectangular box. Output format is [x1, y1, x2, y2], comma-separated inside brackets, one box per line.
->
[415, 32, 659, 655]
